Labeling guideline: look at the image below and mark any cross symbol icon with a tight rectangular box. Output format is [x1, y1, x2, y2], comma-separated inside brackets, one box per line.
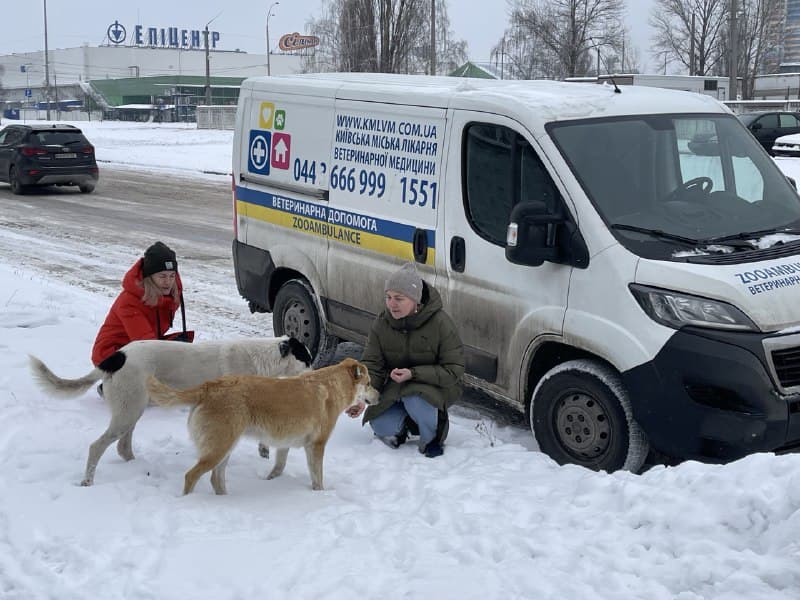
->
[251, 138, 267, 167]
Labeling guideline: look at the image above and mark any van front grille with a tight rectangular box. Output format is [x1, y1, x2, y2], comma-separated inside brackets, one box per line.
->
[772, 346, 800, 388]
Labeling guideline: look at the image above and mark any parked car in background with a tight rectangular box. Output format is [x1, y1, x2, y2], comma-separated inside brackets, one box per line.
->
[738, 111, 800, 155]
[0, 124, 99, 194]
[772, 132, 800, 157]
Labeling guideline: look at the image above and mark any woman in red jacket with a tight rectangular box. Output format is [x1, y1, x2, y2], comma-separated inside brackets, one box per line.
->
[91, 241, 187, 369]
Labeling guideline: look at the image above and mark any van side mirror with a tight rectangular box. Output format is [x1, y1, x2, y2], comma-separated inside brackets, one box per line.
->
[506, 201, 589, 268]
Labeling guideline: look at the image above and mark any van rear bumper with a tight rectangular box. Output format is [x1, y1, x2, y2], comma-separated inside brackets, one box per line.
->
[622, 327, 800, 462]
[232, 239, 275, 311]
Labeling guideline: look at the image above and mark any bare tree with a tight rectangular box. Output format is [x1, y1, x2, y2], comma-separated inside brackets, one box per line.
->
[340, 0, 379, 71]
[303, 0, 466, 74]
[735, 0, 783, 98]
[491, 23, 564, 79]
[508, 0, 625, 79]
[302, 1, 348, 72]
[650, 0, 727, 76]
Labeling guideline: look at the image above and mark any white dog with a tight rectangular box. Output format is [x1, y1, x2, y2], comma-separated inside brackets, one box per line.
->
[29, 336, 311, 486]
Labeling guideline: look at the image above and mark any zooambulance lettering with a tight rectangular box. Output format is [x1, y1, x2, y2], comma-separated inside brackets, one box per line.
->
[235, 186, 435, 263]
[734, 262, 800, 295]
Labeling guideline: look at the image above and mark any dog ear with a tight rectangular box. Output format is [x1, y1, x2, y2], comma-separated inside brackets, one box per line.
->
[288, 337, 312, 367]
[278, 339, 290, 358]
[352, 363, 362, 380]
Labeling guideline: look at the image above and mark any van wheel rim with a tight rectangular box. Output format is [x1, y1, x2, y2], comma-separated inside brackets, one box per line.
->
[281, 299, 314, 347]
[554, 392, 610, 459]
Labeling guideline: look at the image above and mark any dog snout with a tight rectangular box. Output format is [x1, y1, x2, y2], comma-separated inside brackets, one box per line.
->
[361, 384, 380, 405]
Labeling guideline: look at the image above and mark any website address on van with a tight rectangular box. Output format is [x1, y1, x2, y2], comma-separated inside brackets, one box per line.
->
[336, 114, 396, 133]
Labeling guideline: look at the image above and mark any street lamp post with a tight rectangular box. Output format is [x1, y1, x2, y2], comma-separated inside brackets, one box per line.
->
[204, 12, 223, 106]
[588, 37, 604, 77]
[596, 46, 600, 76]
[266, 2, 279, 76]
[43, 0, 51, 120]
[729, 0, 738, 101]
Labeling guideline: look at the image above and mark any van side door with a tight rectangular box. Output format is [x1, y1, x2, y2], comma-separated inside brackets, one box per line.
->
[324, 100, 446, 341]
[438, 112, 572, 401]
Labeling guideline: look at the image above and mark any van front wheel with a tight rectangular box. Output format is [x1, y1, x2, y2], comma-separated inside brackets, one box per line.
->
[273, 279, 339, 368]
[530, 360, 648, 473]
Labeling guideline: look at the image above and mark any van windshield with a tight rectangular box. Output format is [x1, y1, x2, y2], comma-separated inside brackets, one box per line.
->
[548, 114, 800, 258]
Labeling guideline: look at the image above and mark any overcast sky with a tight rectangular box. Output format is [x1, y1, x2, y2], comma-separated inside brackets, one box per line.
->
[1, 0, 656, 70]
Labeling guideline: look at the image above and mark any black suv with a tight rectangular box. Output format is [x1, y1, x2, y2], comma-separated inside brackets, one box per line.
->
[737, 111, 800, 156]
[0, 123, 99, 194]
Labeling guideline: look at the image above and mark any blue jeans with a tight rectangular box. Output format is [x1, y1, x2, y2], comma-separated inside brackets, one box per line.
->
[369, 395, 439, 446]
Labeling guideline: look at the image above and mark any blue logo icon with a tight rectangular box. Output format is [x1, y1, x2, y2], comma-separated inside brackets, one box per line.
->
[108, 21, 127, 45]
[248, 130, 272, 175]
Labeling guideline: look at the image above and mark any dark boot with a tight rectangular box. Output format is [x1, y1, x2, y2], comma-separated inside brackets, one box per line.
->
[423, 442, 444, 458]
[418, 410, 448, 458]
[396, 417, 412, 445]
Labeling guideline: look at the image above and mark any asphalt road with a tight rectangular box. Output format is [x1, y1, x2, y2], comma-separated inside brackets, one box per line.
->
[0, 167, 527, 429]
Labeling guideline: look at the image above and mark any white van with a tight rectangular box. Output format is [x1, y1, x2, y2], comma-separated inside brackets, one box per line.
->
[231, 73, 800, 472]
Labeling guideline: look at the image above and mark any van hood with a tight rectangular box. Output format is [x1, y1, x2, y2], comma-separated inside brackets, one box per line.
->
[635, 254, 800, 332]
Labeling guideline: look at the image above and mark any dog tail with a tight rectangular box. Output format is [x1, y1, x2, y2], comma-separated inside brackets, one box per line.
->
[28, 355, 104, 398]
[146, 375, 197, 407]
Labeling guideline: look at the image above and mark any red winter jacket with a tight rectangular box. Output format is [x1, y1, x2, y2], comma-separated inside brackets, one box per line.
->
[91, 258, 183, 366]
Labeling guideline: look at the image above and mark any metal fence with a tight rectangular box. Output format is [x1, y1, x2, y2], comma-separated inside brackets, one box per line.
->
[196, 105, 237, 130]
[723, 100, 800, 114]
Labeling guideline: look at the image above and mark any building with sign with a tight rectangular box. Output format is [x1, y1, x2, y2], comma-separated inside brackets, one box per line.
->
[0, 21, 310, 122]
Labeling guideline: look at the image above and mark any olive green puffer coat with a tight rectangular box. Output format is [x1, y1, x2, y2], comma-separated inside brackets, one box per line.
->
[361, 281, 465, 423]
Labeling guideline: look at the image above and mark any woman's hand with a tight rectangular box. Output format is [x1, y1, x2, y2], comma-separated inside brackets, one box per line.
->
[390, 368, 412, 383]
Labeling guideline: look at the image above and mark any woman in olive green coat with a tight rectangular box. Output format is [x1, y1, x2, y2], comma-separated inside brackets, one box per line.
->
[357, 262, 464, 458]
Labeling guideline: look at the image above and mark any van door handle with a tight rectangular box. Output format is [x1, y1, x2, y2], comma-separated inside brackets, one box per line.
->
[450, 236, 465, 272]
[412, 228, 428, 264]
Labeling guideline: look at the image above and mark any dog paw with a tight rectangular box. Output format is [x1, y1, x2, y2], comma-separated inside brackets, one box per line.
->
[79, 479, 93, 487]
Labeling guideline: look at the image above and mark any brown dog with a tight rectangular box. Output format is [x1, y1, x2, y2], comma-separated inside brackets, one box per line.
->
[146, 357, 379, 495]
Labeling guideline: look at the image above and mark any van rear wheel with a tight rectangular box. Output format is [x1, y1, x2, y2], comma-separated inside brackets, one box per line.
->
[530, 359, 648, 473]
[273, 279, 339, 368]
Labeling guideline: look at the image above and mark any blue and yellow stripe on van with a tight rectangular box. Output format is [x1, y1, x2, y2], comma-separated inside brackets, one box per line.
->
[236, 186, 435, 265]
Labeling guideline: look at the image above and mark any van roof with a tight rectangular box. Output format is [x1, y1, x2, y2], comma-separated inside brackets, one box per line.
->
[243, 73, 730, 129]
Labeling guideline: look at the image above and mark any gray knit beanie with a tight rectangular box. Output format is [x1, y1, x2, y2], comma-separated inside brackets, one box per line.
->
[384, 262, 423, 304]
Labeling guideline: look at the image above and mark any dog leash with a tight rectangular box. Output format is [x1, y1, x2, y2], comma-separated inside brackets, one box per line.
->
[155, 292, 188, 340]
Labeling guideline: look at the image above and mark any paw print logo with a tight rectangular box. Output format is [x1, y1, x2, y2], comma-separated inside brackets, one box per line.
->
[274, 110, 286, 130]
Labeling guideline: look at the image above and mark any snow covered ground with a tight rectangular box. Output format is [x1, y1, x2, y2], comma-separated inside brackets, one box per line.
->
[1, 120, 800, 599]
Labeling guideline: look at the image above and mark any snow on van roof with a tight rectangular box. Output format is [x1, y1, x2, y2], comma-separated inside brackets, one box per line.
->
[244, 73, 728, 131]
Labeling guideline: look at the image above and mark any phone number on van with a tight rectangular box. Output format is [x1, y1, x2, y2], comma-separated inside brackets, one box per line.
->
[294, 159, 438, 208]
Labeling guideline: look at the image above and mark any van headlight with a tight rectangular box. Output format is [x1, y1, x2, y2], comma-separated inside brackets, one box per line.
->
[629, 284, 758, 331]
